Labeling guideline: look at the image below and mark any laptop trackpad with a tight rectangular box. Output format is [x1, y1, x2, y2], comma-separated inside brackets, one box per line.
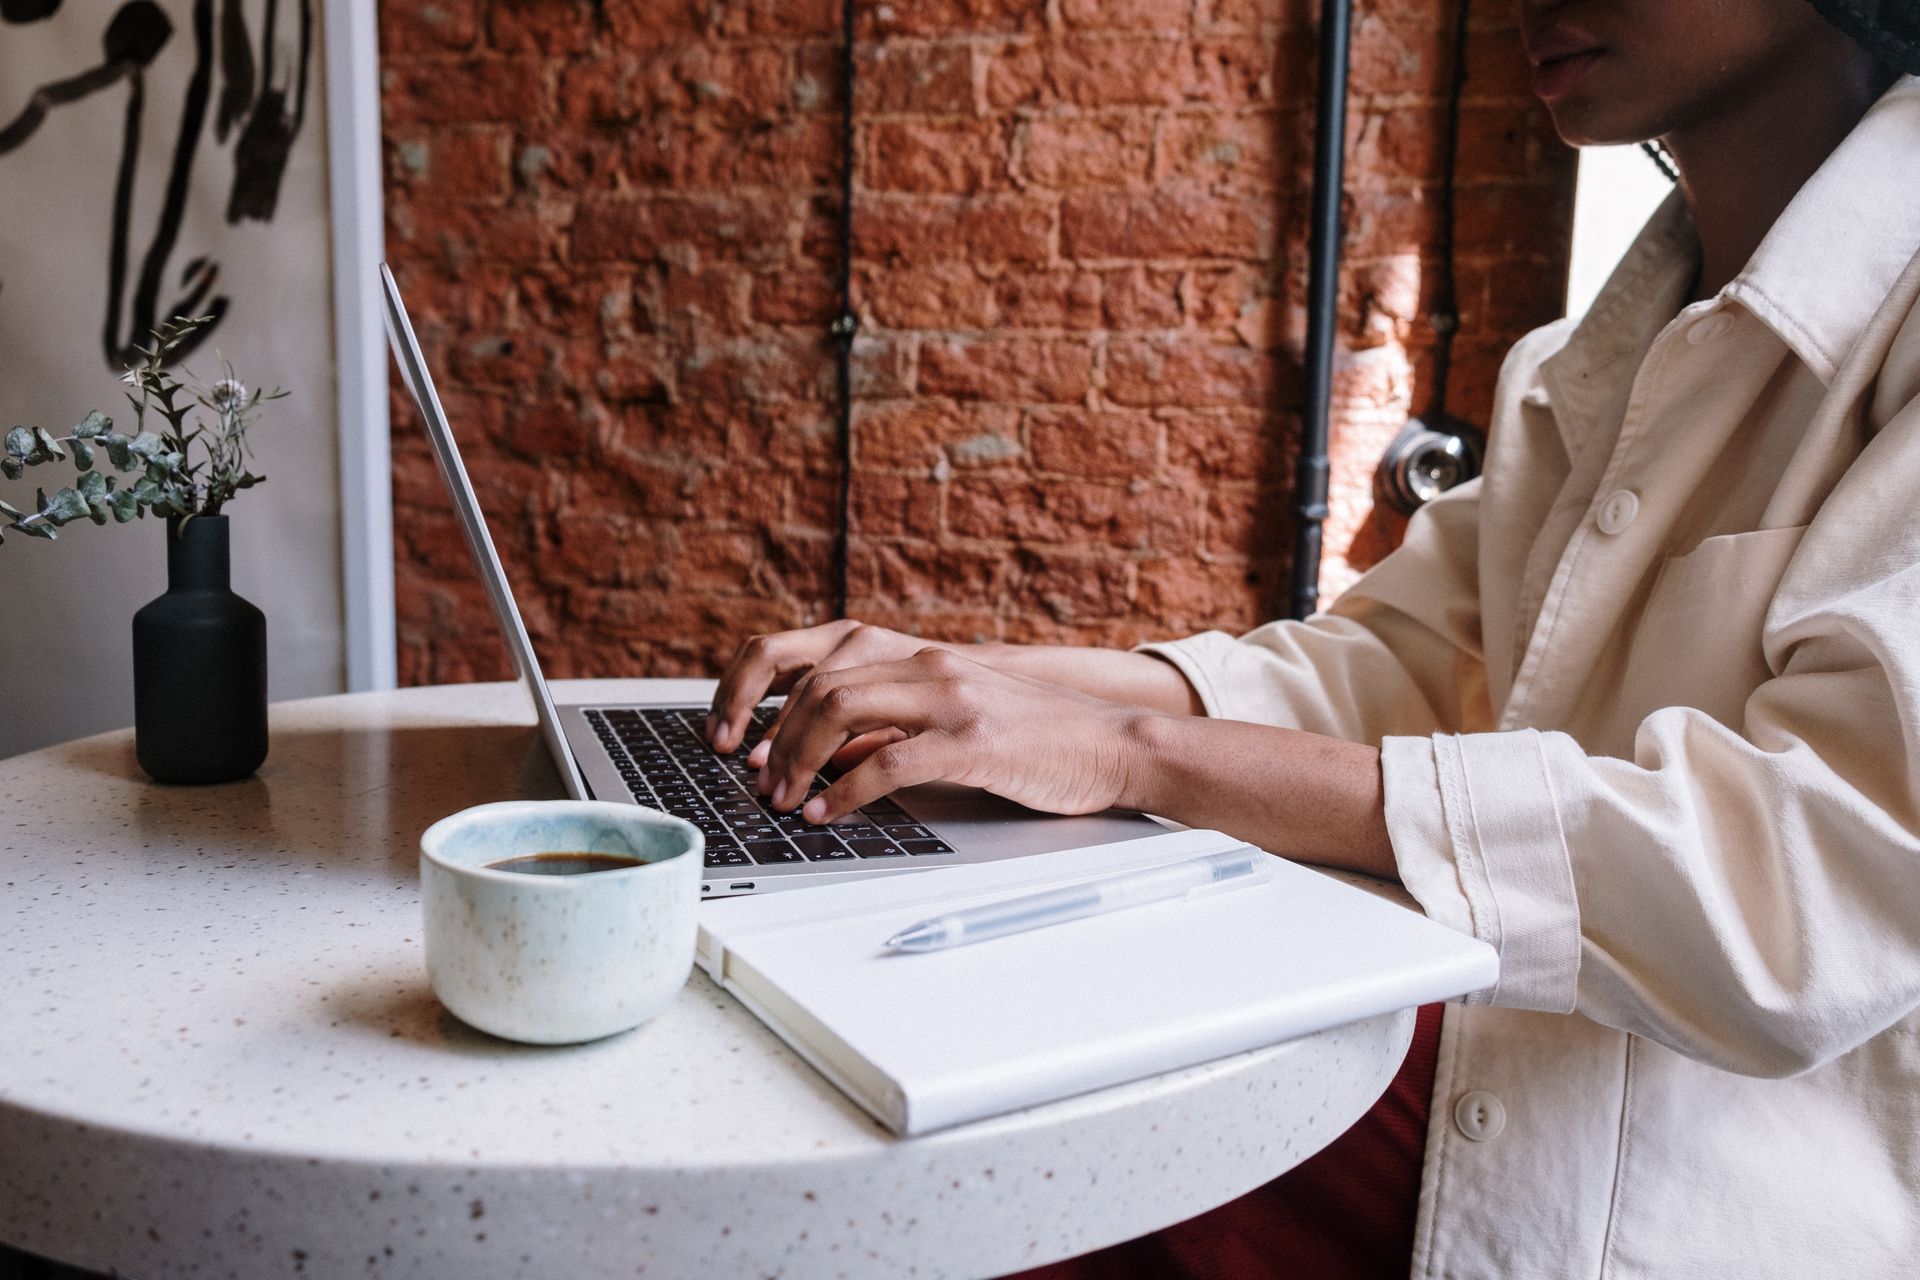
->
[892, 782, 1165, 860]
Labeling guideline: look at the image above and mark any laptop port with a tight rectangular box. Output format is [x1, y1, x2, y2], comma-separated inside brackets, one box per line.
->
[730, 882, 755, 891]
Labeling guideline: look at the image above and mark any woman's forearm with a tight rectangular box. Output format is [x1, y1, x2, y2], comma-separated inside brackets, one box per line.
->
[971, 643, 1205, 716]
[1118, 712, 1399, 881]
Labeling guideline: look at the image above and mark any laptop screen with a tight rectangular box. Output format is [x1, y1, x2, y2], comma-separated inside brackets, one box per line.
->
[378, 263, 590, 800]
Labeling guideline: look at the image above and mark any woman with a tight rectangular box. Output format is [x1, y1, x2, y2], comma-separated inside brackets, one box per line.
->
[705, 2, 1920, 1275]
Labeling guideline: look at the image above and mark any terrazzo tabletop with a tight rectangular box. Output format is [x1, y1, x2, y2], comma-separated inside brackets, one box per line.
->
[0, 680, 1415, 1280]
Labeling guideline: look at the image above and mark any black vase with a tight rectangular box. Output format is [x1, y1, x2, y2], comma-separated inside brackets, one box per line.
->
[133, 515, 268, 783]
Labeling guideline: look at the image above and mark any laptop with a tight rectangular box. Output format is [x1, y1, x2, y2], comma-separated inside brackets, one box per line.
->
[380, 264, 1162, 897]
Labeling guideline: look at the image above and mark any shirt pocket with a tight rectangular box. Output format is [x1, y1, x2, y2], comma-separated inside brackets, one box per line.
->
[1617, 525, 1809, 731]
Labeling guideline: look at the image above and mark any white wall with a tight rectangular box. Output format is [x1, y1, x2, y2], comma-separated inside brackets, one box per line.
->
[1567, 144, 1678, 320]
[0, 0, 383, 759]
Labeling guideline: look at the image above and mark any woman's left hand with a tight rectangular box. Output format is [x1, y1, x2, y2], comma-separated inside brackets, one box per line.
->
[752, 646, 1156, 823]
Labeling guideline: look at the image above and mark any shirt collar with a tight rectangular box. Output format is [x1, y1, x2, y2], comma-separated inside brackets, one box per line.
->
[1725, 74, 1920, 384]
[1535, 73, 1920, 433]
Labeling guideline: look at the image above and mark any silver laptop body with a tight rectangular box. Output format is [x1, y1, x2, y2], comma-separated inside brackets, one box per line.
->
[379, 264, 1160, 897]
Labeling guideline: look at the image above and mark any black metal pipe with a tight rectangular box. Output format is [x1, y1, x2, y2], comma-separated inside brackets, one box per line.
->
[1288, 0, 1352, 621]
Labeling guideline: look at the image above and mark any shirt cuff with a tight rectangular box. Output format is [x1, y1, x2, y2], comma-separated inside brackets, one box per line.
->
[1132, 631, 1240, 720]
[1382, 729, 1581, 1013]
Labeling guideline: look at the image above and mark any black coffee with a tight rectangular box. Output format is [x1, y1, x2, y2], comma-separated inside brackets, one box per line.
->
[487, 852, 646, 876]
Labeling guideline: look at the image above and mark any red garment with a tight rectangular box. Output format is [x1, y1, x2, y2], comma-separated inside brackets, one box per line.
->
[1011, 1003, 1444, 1280]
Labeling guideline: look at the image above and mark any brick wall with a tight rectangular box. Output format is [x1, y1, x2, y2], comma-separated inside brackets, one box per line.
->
[380, 0, 1574, 685]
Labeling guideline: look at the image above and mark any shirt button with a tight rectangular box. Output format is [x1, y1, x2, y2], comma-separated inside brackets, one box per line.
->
[1453, 1090, 1506, 1142]
[1596, 488, 1639, 535]
[1688, 311, 1734, 344]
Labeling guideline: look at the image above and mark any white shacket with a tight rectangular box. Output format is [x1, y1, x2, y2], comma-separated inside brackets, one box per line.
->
[1142, 77, 1920, 1279]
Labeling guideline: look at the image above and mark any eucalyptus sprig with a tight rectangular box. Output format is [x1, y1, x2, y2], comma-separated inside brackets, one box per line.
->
[1, 317, 285, 546]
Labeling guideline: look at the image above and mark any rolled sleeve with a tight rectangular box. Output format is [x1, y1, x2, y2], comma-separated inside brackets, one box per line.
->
[1133, 631, 1240, 721]
[1383, 729, 1581, 1013]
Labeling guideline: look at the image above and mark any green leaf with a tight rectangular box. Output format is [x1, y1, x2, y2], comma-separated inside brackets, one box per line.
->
[71, 411, 110, 439]
[1, 457, 20, 481]
[21, 521, 55, 539]
[70, 438, 95, 471]
[0, 497, 21, 519]
[40, 486, 90, 525]
[101, 434, 135, 470]
[77, 470, 108, 501]
[233, 471, 265, 490]
[31, 427, 65, 462]
[109, 490, 139, 522]
[127, 431, 165, 460]
[131, 476, 161, 502]
[4, 426, 33, 459]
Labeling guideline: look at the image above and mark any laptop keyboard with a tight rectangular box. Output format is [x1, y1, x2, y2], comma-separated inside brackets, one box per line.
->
[584, 706, 960, 870]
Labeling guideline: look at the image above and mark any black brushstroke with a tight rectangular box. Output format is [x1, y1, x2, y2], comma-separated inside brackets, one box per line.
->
[225, 0, 308, 222]
[111, 0, 227, 366]
[213, 0, 253, 141]
[1, 0, 63, 24]
[0, 2, 169, 153]
[1, 0, 312, 366]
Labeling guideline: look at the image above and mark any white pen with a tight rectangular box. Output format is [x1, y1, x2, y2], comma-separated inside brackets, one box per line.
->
[882, 845, 1273, 953]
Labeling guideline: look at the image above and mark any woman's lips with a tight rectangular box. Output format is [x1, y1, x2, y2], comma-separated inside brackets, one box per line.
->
[1532, 49, 1603, 100]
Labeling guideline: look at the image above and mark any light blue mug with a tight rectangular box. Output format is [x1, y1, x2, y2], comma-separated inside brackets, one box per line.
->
[420, 800, 703, 1044]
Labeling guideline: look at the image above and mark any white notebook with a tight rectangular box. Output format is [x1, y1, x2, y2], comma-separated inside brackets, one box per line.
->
[696, 828, 1498, 1136]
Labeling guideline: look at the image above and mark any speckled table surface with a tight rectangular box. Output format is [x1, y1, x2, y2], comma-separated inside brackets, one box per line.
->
[0, 681, 1413, 1280]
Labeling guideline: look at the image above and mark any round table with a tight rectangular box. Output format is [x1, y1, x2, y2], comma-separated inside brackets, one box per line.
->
[0, 681, 1414, 1280]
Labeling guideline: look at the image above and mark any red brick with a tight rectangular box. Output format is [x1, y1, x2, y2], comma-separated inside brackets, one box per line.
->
[1348, 9, 1445, 98]
[863, 0, 1046, 40]
[1105, 338, 1279, 407]
[855, 401, 1023, 470]
[678, 333, 834, 404]
[570, 197, 793, 264]
[381, 56, 544, 126]
[854, 542, 1015, 603]
[1194, 0, 1275, 34]
[716, 0, 838, 39]
[1101, 266, 1184, 329]
[851, 474, 944, 539]
[1060, 190, 1271, 260]
[863, 120, 1015, 194]
[1027, 408, 1160, 479]
[991, 272, 1103, 330]
[628, 118, 838, 192]
[855, 42, 975, 115]
[920, 339, 1095, 403]
[860, 264, 996, 330]
[1060, 0, 1197, 32]
[1157, 111, 1284, 190]
[753, 270, 839, 326]
[385, 126, 512, 203]
[602, 0, 709, 49]
[1190, 34, 1279, 105]
[850, 334, 918, 400]
[382, 0, 480, 54]
[1014, 548, 1136, 623]
[1136, 556, 1271, 623]
[488, 0, 597, 54]
[855, 196, 1053, 265]
[987, 37, 1196, 109]
[1162, 408, 1279, 479]
[947, 477, 1199, 551]
[1019, 116, 1155, 189]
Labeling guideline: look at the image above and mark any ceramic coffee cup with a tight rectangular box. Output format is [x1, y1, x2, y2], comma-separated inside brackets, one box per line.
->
[420, 800, 703, 1044]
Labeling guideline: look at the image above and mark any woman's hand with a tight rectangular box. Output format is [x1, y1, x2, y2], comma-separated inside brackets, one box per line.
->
[752, 646, 1158, 823]
[704, 620, 959, 753]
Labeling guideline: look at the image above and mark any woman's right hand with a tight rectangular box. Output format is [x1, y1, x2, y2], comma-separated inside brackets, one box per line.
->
[704, 620, 959, 754]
